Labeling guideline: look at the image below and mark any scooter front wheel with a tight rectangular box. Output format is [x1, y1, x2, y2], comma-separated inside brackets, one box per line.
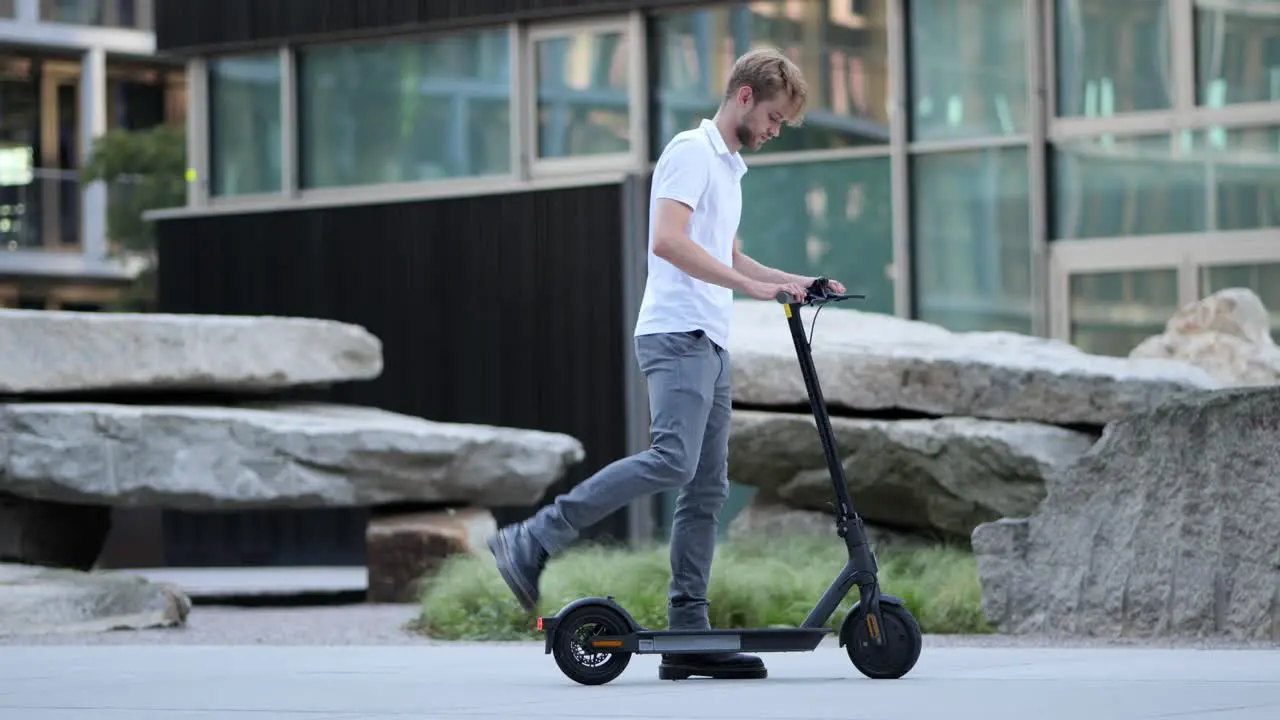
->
[551, 605, 633, 685]
[845, 602, 923, 679]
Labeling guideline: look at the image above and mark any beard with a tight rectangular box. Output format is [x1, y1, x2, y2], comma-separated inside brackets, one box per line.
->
[734, 120, 756, 149]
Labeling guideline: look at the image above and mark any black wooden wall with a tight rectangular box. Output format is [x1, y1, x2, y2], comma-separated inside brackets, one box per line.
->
[156, 0, 702, 54]
[152, 182, 631, 566]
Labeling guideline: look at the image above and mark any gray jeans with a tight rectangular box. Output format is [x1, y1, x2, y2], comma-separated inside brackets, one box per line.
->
[525, 329, 731, 631]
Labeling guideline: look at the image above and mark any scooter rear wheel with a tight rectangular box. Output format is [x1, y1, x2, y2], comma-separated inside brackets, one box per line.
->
[551, 605, 633, 685]
[846, 602, 923, 679]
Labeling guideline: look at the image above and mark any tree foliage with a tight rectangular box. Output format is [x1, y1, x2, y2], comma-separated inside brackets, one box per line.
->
[80, 123, 187, 254]
[78, 124, 187, 310]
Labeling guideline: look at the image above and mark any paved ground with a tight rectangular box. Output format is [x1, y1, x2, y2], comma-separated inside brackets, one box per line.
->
[2, 605, 1278, 720]
[3, 642, 1278, 719]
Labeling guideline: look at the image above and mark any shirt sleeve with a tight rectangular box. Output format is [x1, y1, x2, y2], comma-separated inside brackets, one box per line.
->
[652, 137, 710, 211]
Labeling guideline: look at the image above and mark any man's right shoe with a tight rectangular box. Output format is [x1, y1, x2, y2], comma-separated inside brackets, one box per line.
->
[658, 652, 768, 680]
[486, 523, 548, 612]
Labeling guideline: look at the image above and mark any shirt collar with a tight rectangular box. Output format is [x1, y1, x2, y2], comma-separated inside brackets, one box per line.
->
[699, 118, 748, 176]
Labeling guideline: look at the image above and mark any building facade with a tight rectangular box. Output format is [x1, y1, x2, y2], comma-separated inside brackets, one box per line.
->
[145, 0, 1280, 566]
[0, 0, 185, 310]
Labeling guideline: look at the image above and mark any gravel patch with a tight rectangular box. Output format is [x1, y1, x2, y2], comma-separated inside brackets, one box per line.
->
[0, 602, 1274, 650]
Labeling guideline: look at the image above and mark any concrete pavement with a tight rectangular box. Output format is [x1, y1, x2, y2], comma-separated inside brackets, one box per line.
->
[2, 642, 1278, 719]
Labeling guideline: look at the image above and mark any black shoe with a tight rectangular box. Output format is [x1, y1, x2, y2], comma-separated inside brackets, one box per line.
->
[658, 653, 767, 680]
[486, 524, 548, 612]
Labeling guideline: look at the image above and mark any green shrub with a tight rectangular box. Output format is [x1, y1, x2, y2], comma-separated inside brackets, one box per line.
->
[414, 535, 992, 640]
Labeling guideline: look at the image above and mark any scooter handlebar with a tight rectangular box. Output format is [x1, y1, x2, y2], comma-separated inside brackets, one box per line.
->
[775, 277, 866, 307]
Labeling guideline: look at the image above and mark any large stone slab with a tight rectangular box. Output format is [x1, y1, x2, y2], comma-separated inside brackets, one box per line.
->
[0, 309, 383, 394]
[729, 300, 1222, 426]
[1130, 287, 1280, 386]
[727, 409, 1096, 540]
[0, 402, 584, 510]
[0, 563, 190, 637]
[972, 386, 1280, 641]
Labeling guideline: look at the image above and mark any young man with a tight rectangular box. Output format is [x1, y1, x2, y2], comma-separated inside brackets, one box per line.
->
[487, 48, 846, 681]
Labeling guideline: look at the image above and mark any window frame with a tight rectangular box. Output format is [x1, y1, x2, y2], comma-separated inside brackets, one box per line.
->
[1045, 0, 1280, 140]
[520, 14, 648, 180]
[1049, 227, 1280, 344]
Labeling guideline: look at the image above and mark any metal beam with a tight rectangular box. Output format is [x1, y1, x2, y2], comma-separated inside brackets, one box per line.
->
[1026, 0, 1051, 337]
[888, 0, 912, 319]
[907, 133, 1031, 154]
[279, 45, 297, 197]
[145, 170, 630, 221]
[185, 57, 209, 208]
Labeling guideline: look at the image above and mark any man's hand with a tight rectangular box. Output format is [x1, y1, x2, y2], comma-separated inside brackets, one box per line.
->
[743, 279, 811, 303]
[800, 276, 847, 295]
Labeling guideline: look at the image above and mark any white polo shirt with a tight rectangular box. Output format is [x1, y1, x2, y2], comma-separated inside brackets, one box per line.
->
[633, 118, 749, 351]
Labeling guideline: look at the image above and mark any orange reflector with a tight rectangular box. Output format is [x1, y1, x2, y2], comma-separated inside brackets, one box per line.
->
[590, 639, 624, 648]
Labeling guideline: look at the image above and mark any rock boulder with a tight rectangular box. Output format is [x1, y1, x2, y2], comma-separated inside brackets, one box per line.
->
[1130, 287, 1280, 386]
[727, 409, 1096, 540]
[972, 386, 1280, 641]
[0, 402, 584, 510]
[366, 508, 496, 603]
[0, 563, 190, 637]
[0, 309, 383, 395]
[726, 497, 931, 551]
[729, 300, 1221, 427]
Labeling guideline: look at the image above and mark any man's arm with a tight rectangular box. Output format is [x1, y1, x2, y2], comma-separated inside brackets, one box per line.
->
[653, 200, 759, 294]
[732, 236, 812, 285]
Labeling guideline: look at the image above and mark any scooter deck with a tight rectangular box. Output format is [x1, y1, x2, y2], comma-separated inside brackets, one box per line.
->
[581, 627, 833, 655]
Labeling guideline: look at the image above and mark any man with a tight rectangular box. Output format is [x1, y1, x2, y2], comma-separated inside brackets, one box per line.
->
[487, 48, 846, 681]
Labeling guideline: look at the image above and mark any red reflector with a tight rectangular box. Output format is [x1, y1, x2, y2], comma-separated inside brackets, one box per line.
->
[536, 617, 544, 631]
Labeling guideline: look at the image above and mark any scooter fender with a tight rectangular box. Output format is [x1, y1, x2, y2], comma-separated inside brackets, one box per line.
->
[838, 594, 906, 648]
[537, 596, 644, 654]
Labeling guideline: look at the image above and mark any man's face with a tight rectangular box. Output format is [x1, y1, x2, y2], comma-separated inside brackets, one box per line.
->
[732, 87, 791, 152]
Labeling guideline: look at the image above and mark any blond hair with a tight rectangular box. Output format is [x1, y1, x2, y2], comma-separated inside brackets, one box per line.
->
[723, 48, 809, 126]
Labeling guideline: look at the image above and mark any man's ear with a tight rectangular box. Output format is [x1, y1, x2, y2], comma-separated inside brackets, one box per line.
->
[736, 85, 753, 108]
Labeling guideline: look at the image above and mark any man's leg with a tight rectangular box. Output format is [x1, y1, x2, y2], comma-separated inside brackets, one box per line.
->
[488, 330, 720, 611]
[657, 344, 765, 680]
[666, 340, 731, 632]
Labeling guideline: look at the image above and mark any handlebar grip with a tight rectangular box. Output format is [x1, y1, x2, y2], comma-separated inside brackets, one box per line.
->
[775, 291, 798, 304]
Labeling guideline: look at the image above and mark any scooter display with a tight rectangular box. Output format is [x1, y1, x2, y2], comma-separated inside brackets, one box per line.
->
[536, 278, 924, 685]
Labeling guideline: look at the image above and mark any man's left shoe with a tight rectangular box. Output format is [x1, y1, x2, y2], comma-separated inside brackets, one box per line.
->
[658, 652, 767, 680]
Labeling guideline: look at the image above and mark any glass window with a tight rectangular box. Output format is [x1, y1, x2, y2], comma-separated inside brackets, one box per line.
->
[1055, 0, 1173, 117]
[909, 0, 1028, 141]
[1195, 0, 1280, 107]
[0, 1, 14, 19]
[913, 148, 1033, 334]
[1200, 262, 1280, 336]
[736, 157, 895, 316]
[297, 30, 511, 190]
[208, 54, 282, 198]
[1069, 269, 1180, 356]
[41, 0, 146, 29]
[534, 29, 632, 160]
[1210, 125, 1280, 231]
[1052, 125, 1280, 239]
[650, 0, 891, 155]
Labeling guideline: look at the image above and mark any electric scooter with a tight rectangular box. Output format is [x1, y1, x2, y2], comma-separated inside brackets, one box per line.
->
[535, 278, 923, 686]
